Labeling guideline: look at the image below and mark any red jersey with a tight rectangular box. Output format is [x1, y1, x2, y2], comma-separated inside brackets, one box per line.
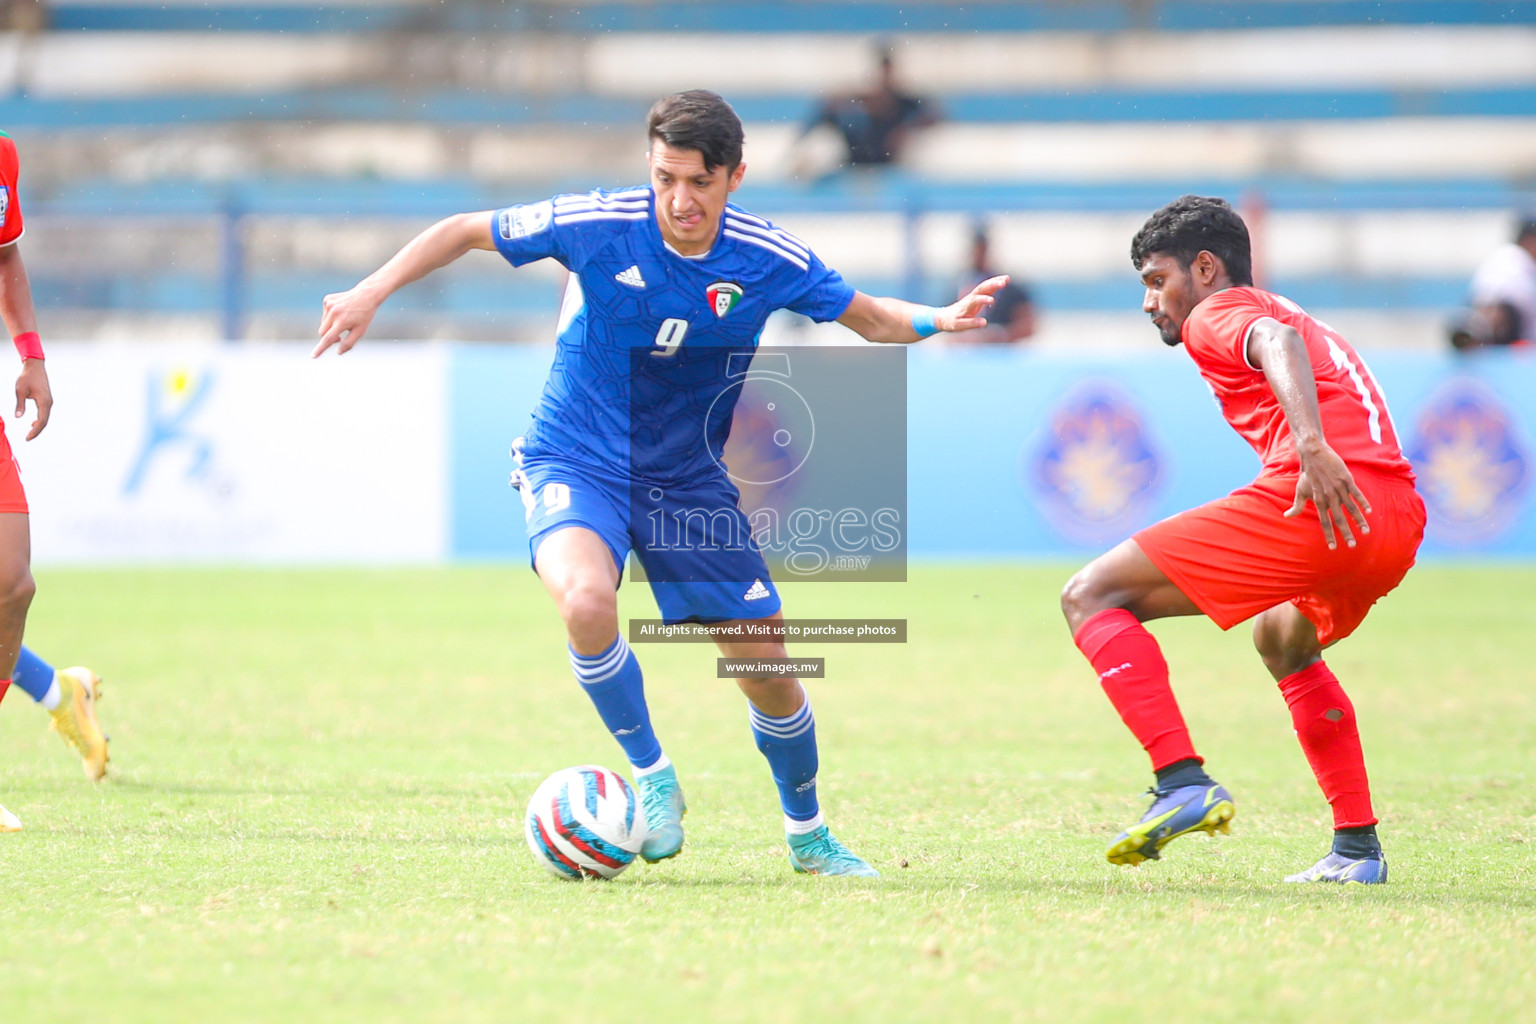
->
[0, 132, 23, 246]
[1181, 286, 1414, 482]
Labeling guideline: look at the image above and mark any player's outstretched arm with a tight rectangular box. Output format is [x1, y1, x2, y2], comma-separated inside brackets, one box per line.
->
[315, 211, 498, 357]
[836, 275, 1008, 344]
[0, 242, 50, 439]
[1247, 317, 1372, 550]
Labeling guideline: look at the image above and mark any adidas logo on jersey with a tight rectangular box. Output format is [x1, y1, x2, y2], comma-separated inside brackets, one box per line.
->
[743, 579, 772, 602]
[615, 265, 647, 288]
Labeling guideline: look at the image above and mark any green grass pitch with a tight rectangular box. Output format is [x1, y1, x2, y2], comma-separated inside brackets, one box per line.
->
[2, 565, 1533, 1023]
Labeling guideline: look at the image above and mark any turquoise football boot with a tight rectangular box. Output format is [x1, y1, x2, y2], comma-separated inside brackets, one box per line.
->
[636, 764, 686, 863]
[787, 825, 879, 877]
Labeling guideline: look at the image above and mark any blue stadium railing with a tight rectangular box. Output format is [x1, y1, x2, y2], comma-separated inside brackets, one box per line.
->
[44, 0, 1536, 33]
[27, 269, 1475, 321]
[6, 86, 1536, 131]
[36, 174, 1536, 218]
[32, 174, 1532, 338]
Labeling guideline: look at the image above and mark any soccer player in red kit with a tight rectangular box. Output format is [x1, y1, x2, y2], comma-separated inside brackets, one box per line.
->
[1060, 196, 1424, 883]
[0, 130, 108, 833]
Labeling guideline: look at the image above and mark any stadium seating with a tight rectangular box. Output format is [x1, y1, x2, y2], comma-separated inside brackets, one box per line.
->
[5, 0, 1535, 345]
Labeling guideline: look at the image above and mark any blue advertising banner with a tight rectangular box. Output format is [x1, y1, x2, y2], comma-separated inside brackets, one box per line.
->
[1373, 351, 1534, 557]
[449, 345, 1536, 562]
[449, 344, 552, 560]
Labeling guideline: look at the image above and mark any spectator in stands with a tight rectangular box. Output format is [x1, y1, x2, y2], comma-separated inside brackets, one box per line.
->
[0, 0, 47, 97]
[1452, 217, 1536, 349]
[797, 42, 939, 172]
[952, 224, 1036, 344]
[0, 0, 45, 32]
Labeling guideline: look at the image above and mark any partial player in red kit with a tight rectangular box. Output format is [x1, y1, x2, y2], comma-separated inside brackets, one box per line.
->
[0, 131, 108, 835]
[1060, 195, 1424, 883]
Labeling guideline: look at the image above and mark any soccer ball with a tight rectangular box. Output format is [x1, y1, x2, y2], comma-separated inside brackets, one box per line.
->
[524, 765, 647, 880]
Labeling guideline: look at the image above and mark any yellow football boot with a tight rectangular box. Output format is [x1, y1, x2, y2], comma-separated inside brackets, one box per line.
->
[48, 667, 109, 782]
[1, 803, 20, 832]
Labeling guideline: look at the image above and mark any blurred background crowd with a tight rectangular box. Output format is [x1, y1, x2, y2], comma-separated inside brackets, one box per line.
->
[1, 0, 1533, 351]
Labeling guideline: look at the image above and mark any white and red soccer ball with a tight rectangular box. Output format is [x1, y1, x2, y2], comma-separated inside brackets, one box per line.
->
[524, 765, 646, 880]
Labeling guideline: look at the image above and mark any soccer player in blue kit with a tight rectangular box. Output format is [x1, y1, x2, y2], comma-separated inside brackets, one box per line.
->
[316, 91, 1003, 876]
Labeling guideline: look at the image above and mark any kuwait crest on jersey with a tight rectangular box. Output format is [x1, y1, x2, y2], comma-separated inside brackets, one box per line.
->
[707, 281, 743, 318]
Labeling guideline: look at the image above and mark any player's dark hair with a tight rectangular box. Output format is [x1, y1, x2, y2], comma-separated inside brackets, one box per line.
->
[646, 90, 744, 173]
[1516, 216, 1536, 245]
[1130, 195, 1254, 287]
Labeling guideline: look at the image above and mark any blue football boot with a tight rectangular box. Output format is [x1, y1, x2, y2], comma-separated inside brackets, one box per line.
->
[1284, 851, 1388, 884]
[787, 825, 880, 877]
[635, 764, 686, 863]
[1107, 783, 1236, 866]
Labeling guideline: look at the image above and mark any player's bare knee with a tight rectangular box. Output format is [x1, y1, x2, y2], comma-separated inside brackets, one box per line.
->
[559, 582, 618, 650]
[1252, 609, 1321, 680]
[0, 566, 35, 618]
[1060, 567, 1107, 631]
[741, 640, 789, 661]
[740, 676, 804, 717]
[1251, 613, 1276, 654]
[1059, 571, 1084, 621]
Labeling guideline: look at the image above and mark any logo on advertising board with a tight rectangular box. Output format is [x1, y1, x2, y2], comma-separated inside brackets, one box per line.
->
[1029, 383, 1162, 544]
[1407, 379, 1529, 543]
[123, 368, 229, 500]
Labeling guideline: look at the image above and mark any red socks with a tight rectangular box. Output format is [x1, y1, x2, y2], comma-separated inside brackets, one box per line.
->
[1278, 661, 1376, 829]
[1073, 609, 1200, 771]
[1075, 609, 1376, 829]
[0, 679, 8, 707]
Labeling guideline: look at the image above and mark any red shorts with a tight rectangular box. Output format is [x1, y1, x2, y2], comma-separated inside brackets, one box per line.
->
[1134, 470, 1424, 646]
[0, 432, 25, 514]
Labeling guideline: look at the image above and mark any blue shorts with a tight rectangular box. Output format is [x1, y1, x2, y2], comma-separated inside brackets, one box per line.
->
[513, 454, 782, 625]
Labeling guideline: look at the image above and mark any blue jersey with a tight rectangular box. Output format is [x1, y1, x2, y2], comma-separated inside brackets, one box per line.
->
[492, 186, 856, 484]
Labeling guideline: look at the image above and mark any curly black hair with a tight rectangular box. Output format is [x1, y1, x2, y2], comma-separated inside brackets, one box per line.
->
[1130, 195, 1254, 287]
[646, 90, 745, 174]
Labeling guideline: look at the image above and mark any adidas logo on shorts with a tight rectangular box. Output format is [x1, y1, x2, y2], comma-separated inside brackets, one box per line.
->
[615, 265, 646, 288]
[743, 579, 771, 601]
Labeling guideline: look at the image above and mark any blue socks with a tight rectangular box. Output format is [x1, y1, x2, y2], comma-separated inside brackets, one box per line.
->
[11, 646, 55, 703]
[572, 637, 823, 833]
[570, 637, 662, 771]
[749, 699, 821, 830]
